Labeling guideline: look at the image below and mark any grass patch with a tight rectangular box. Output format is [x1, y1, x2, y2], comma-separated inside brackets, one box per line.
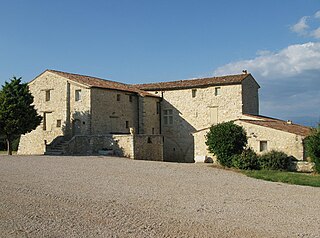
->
[0, 151, 17, 155]
[243, 170, 320, 187]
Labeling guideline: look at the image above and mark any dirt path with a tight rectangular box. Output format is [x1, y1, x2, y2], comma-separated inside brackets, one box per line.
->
[0, 156, 319, 237]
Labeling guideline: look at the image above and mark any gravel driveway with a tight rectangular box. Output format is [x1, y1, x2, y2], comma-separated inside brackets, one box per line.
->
[0, 156, 319, 238]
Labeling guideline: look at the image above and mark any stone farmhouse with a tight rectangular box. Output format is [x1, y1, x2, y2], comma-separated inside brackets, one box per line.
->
[18, 69, 311, 163]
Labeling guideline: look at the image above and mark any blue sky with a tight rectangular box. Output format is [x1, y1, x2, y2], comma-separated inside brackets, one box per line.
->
[0, 0, 319, 126]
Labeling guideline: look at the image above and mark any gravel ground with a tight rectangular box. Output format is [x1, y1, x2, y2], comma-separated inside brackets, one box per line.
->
[0, 156, 319, 238]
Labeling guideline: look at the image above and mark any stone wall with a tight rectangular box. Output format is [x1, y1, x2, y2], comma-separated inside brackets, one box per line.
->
[156, 84, 244, 162]
[236, 120, 306, 160]
[65, 134, 134, 157]
[63, 134, 163, 161]
[193, 128, 215, 163]
[90, 88, 139, 135]
[242, 75, 259, 115]
[18, 71, 91, 154]
[193, 122, 307, 163]
[133, 135, 163, 161]
[139, 97, 161, 135]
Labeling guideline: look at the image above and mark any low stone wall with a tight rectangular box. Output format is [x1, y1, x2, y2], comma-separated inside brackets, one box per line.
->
[134, 135, 163, 161]
[65, 135, 134, 157]
[64, 134, 163, 161]
[289, 161, 315, 173]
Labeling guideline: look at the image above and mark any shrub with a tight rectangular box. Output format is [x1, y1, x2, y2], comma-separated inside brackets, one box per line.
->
[258, 150, 290, 171]
[305, 126, 320, 173]
[231, 148, 260, 170]
[205, 121, 247, 167]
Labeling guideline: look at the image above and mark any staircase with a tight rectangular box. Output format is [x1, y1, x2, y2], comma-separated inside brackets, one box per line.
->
[44, 137, 69, 155]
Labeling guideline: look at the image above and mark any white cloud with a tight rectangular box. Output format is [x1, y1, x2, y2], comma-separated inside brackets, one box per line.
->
[214, 42, 320, 78]
[314, 10, 320, 19]
[291, 10, 320, 39]
[214, 42, 320, 125]
[291, 16, 309, 34]
[311, 27, 320, 39]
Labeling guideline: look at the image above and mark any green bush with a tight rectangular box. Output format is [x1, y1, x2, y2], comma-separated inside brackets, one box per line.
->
[231, 148, 260, 170]
[205, 121, 247, 167]
[305, 126, 320, 173]
[258, 150, 290, 171]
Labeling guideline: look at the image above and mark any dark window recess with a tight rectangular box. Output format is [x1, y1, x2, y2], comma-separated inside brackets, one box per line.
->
[156, 102, 160, 114]
[75, 89, 81, 101]
[192, 89, 197, 98]
[129, 95, 133, 102]
[147, 137, 152, 143]
[260, 141, 268, 152]
[82, 121, 85, 125]
[45, 90, 50, 101]
[126, 121, 129, 128]
[56, 120, 62, 128]
[152, 128, 155, 134]
[117, 94, 121, 101]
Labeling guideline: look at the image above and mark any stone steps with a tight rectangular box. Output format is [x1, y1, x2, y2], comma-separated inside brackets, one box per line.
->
[45, 138, 69, 155]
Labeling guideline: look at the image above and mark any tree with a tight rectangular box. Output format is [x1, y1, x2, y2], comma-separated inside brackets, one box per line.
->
[305, 125, 320, 173]
[0, 77, 42, 155]
[205, 121, 247, 167]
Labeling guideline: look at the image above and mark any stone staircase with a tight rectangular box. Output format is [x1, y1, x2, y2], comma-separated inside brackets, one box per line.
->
[44, 137, 69, 155]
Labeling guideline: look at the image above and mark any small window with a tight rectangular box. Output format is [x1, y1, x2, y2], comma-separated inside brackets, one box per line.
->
[75, 90, 81, 101]
[156, 102, 160, 114]
[163, 109, 173, 125]
[45, 90, 51, 101]
[126, 121, 129, 128]
[192, 89, 197, 98]
[214, 87, 221, 96]
[129, 95, 133, 102]
[260, 141, 268, 152]
[56, 120, 62, 128]
[152, 128, 155, 134]
[117, 94, 121, 101]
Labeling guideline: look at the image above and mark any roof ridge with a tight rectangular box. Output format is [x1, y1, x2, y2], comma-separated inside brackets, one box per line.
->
[134, 73, 250, 86]
[47, 69, 126, 85]
[46, 69, 159, 98]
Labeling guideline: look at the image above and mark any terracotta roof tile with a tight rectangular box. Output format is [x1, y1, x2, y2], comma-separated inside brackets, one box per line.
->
[47, 70, 159, 97]
[134, 74, 251, 91]
[239, 118, 311, 137]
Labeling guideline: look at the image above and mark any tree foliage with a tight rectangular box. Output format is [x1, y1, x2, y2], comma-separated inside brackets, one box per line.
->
[205, 121, 247, 167]
[0, 77, 42, 154]
[305, 125, 320, 173]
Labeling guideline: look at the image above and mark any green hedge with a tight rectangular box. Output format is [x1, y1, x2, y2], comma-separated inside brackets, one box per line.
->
[258, 150, 290, 171]
[231, 148, 259, 170]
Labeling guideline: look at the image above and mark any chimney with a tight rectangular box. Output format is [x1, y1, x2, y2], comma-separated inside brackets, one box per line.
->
[242, 70, 248, 74]
[287, 120, 292, 125]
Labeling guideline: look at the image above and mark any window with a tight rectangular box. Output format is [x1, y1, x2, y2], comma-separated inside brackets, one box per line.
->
[56, 120, 62, 128]
[75, 90, 81, 101]
[163, 109, 173, 125]
[117, 94, 121, 101]
[129, 95, 133, 102]
[214, 87, 221, 96]
[260, 141, 268, 152]
[192, 89, 197, 98]
[126, 121, 129, 129]
[152, 128, 155, 134]
[45, 90, 51, 101]
[156, 102, 160, 114]
[43, 112, 53, 131]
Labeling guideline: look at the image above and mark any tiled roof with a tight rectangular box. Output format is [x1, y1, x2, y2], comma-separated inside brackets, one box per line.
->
[134, 74, 252, 91]
[239, 117, 311, 137]
[47, 70, 159, 97]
